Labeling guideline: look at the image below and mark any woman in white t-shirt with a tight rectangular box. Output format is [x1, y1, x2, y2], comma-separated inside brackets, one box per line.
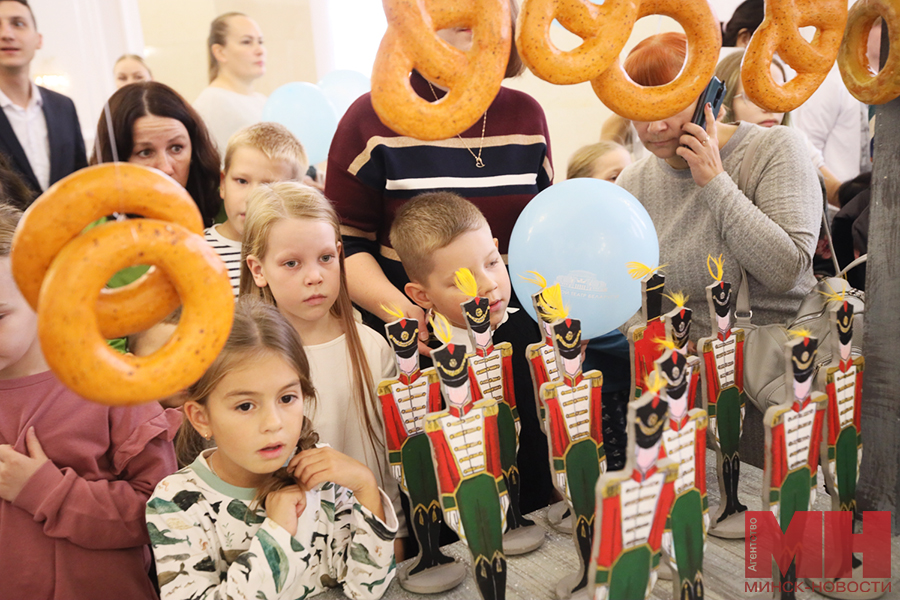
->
[193, 12, 267, 152]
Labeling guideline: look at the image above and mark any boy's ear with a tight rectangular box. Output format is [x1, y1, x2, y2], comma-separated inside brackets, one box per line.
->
[220, 170, 226, 190]
[183, 401, 212, 440]
[245, 255, 268, 288]
[404, 281, 433, 311]
[493, 238, 500, 250]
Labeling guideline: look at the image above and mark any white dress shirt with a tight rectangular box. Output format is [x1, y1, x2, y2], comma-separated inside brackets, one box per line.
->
[0, 82, 49, 191]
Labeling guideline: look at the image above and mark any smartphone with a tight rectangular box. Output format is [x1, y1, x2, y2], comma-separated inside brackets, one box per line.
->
[689, 76, 726, 132]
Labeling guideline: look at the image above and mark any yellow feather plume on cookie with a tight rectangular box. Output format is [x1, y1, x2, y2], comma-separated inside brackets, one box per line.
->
[454, 268, 478, 298]
[626, 261, 666, 280]
[430, 312, 454, 345]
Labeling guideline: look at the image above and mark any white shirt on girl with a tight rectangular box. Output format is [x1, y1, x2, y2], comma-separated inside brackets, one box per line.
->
[304, 321, 407, 537]
[146, 448, 398, 600]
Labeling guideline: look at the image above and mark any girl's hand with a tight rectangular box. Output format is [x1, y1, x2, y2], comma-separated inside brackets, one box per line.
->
[0, 427, 49, 502]
[676, 103, 724, 187]
[265, 484, 307, 537]
[289, 447, 385, 520]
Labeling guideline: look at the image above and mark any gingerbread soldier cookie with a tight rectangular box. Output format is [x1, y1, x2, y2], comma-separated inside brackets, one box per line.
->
[377, 306, 466, 592]
[456, 268, 544, 555]
[590, 372, 678, 600]
[540, 310, 606, 598]
[424, 313, 510, 600]
[762, 331, 827, 600]
[660, 292, 700, 411]
[626, 262, 667, 399]
[655, 343, 709, 599]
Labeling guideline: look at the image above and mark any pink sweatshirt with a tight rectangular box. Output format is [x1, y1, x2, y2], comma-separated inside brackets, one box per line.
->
[0, 371, 180, 600]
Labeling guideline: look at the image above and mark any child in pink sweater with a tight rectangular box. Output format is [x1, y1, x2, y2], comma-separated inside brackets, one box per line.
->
[0, 202, 180, 599]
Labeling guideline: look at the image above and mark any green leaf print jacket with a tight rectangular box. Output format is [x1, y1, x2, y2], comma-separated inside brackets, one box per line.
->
[146, 450, 398, 600]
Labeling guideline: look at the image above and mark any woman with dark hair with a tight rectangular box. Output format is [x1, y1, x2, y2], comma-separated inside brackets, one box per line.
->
[326, 2, 552, 341]
[93, 81, 221, 227]
[721, 0, 764, 47]
[617, 32, 821, 336]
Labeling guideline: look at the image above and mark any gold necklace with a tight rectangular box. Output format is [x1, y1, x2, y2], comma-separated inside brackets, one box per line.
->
[428, 81, 487, 168]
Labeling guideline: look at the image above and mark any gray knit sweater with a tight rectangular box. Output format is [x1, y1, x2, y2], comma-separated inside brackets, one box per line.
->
[618, 122, 821, 339]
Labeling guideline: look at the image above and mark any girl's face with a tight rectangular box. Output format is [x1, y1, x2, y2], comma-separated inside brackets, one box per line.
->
[731, 66, 785, 128]
[186, 350, 305, 489]
[216, 15, 266, 82]
[591, 147, 632, 183]
[247, 218, 342, 329]
[129, 115, 192, 187]
[113, 57, 151, 89]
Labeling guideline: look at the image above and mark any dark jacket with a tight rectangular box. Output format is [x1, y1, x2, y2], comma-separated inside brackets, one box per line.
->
[0, 85, 87, 198]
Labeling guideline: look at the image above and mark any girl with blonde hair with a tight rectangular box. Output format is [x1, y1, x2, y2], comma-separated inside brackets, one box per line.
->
[193, 12, 267, 151]
[241, 182, 407, 556]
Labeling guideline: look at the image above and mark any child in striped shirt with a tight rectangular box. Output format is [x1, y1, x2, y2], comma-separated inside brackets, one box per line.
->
[206, 122, 308, 296]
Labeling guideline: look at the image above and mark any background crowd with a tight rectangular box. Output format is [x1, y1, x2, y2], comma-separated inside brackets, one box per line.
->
[0, 0, 881, 598]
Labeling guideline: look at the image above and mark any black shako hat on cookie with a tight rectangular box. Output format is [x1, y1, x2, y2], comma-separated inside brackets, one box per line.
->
[634, 393, 668, 449]
[712, 281, 732, 320]
[433, 342, 469, 388]
[790, 335, 817, 384]
[462, 296, 491, 336]
[551, 317, 582, 362]
[836, 302, 854, 347]
[658, 350, 688, 399]
[645, 272, 665, 321]
[386, 317, 419, 359]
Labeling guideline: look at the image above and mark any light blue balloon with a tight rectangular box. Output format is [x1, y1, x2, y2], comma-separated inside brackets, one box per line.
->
[262, 82, 337, 165]
[509, 179, 659, 339]
[318, 70, 371, 120]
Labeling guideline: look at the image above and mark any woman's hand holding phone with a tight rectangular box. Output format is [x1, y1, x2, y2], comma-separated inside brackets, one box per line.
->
[677, 102, 724, 187]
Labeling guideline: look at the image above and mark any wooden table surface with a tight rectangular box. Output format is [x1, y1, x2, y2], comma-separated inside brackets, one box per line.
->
[320, 449, 900, 599]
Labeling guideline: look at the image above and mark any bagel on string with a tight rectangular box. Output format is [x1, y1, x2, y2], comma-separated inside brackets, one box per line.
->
[35, 219, 233, 406]
[370, 0, 510, 140]
[741, 0, 847, 112]
[589, 0, 721, 122]
[839, 0, 900, 104]
[515, 0, 639, 85]
[10, 163, 202, 339]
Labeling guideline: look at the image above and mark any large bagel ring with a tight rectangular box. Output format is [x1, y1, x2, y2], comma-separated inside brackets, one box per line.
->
[589, 0, 721, 122]
[37, 219, 233, 406]
[516, 0, 639, 85]
[742, 0, 847, 112]
[370, 0, 510, 140]
[11, 163, 202, 339]
[839, 0, 900, 104]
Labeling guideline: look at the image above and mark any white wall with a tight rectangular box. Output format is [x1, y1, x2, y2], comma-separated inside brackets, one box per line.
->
[30, 0, 144, 151]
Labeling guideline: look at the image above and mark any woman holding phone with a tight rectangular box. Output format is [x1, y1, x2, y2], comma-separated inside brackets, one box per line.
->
[616, 33, 822, 336]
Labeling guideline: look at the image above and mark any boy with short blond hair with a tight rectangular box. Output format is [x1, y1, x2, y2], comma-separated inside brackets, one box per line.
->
[390, 192, 554, 513]
[206, 122, 308, 296]
[390, 191, 488, 287]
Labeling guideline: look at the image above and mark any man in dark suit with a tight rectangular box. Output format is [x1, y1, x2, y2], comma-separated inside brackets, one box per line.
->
[0, 0, 86, 200]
